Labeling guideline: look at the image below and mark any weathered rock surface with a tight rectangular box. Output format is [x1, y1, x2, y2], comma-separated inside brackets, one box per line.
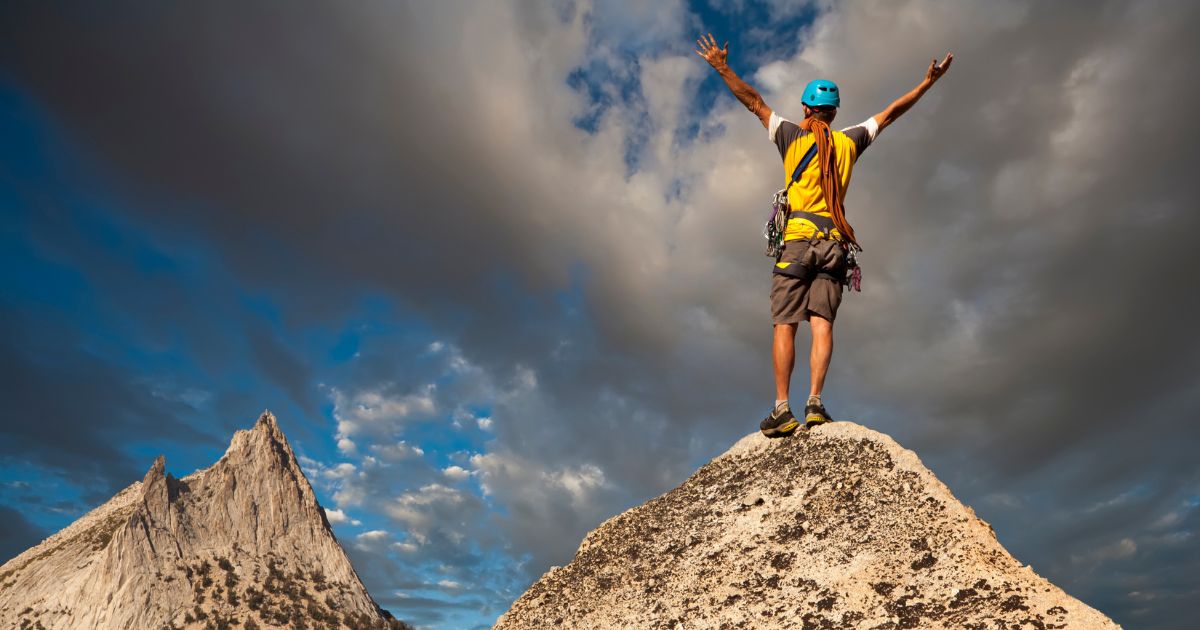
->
[496, 422, 1120, 629]
[0, 411, 409, 630]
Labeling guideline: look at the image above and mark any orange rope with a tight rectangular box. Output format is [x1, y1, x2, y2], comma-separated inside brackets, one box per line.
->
[800, 117, 858, 247]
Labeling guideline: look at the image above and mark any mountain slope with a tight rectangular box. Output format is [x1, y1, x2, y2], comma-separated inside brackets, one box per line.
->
[0, 411, 407, 630]
[496, 422, 1120, 629]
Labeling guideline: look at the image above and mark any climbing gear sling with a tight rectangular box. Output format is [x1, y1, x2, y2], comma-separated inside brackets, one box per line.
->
[764, 142, 817, 260]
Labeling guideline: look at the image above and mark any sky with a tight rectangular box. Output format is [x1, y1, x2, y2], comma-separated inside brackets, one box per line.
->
[1, 1, 1198, 628]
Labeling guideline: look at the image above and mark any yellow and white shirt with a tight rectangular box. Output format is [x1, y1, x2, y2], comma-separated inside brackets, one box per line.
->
[768, 111, 879, 241]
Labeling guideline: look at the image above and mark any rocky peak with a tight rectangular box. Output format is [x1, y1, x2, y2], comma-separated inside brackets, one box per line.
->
[224, 411, 294, 466]
[497, 422, 1120, 629]
[0, 410, 408, 630]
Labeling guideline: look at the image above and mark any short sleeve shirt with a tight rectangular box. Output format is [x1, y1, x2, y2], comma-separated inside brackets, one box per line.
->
[768, 111, 880, 240]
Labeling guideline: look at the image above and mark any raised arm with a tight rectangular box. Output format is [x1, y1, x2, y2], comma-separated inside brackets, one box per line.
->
[873, 53, 953, 132]
[695, 34, 771, 128]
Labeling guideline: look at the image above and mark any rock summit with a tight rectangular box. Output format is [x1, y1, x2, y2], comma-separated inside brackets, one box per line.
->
[497, 422, 1120, 629]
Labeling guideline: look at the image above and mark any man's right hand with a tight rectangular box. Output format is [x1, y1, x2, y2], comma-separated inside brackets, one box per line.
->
[695, 32, 771, 128]
[695, 33, 729, 70]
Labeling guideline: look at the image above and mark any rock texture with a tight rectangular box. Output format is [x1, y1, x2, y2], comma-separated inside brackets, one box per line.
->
[497, 422, 1121, 629]
[0, 411, 409, 630]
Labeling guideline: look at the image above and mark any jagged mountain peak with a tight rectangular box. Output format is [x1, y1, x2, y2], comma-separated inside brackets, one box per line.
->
[497, 421, 1120, 629]
[219, 410, 295, 467]
[0, 411, 407, 630]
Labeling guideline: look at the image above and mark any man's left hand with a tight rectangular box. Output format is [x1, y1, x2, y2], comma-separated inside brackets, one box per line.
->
[925, 52, 954, 84]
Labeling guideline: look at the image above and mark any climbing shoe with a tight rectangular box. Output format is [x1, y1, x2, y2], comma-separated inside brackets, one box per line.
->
[760, 402, 799, 438]
[804, 396, 833, 428]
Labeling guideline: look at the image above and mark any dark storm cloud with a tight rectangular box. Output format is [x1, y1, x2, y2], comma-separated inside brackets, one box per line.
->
[2, 0, 723, 581]
[0, 505, 45, 564]
[0, 310, 217, 500]
[760, 1, 1200, 621]
[791, 0, 1200, 491]
[3, 0, 1199, 626]
[245, 317, 318, 416]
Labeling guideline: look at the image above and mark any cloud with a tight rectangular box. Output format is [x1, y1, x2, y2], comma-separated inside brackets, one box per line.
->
[369, 442, 425, 461]
[391, 541, 419, 553]
[323, 507, 362, 527]
[442, 466, 471, 482]
[359, 530, 389, 541]
[0, 313, 219, 501]
[329, 384, 438, 446]
[384, 484, 480, 547]
[0, 504, 46, 564]
[470, 449, 618, 570]
[323, 463, 358, 480]
[3, 0, 1200, 627]
[1071, 537, 1138, 567]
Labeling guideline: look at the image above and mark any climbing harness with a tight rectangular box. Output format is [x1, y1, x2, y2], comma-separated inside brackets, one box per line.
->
[762, 123, 863, 291]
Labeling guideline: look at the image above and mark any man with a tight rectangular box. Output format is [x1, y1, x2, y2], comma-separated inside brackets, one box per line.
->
[695, 33, 952, 437]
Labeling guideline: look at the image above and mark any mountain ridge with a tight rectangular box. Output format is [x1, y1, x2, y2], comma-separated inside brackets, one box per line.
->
[0, 411, 408, 630]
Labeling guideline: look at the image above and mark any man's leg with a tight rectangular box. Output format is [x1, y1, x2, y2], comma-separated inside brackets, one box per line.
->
[773, 323, 797, 402]
[809, 315, 833, 398]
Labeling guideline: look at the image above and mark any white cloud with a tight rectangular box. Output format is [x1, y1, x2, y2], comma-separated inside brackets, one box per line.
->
[369, 441, 425, 461]
[377, 482, 488, 553]
[355, 529, 392, 551]
[443, 465, 471, 482]
[324, 507, 362, 527]
[437, 579, 461, 590]
[477, 416, 494, 431]
[328, 384, 438, 445]
[323, 462, 358, 480]
[468, 449, 618, 570]
[471, 453, 610, 507]
[357, 529, 390, 542]
[544, 463, 609, 507]
[333, 484, 367, 508]
[391, 541, 419, 553]
[386, 484, 467, 531]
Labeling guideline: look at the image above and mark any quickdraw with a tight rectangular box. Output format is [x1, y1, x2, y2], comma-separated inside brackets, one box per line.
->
[764, 189, 788, 260]
[844, 242, 863, 292]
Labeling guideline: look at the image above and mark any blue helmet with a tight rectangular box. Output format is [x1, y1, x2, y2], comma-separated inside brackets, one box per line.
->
[802, 79, 840, 108]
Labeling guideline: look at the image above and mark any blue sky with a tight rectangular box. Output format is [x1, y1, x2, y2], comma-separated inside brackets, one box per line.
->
[3, 1, 1200, 629]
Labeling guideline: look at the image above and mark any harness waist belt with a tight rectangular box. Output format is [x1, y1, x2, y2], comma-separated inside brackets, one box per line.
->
[787, 210, 839, 240]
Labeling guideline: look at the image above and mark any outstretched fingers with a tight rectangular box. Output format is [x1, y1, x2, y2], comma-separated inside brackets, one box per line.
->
[926, 52, 954, 81]
[695, 33, 730, 66]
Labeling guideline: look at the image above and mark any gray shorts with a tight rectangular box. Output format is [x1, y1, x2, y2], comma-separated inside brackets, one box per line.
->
[770, 238, 846, 324]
